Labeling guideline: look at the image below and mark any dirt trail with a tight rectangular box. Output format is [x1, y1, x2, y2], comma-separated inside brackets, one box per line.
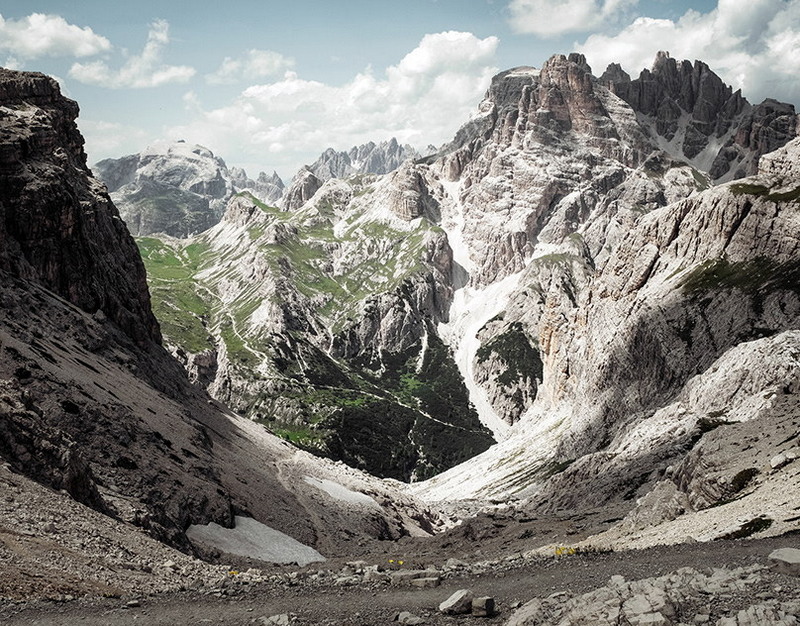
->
[3, 536, 797, 626]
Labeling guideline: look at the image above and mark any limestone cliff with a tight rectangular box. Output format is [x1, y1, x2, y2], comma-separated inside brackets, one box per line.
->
[306, 137, 424, 182]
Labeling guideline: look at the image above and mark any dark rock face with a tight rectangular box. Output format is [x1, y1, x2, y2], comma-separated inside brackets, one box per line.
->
[603, 51, 797, 178]
[709, 98, 798, 179]
[0, 69, 436, 555]
[0, 69, 160, 346]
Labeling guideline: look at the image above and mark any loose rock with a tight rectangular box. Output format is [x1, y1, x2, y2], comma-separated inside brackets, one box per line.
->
[768, 548, 800, 576]
[439, 589, 474, 615]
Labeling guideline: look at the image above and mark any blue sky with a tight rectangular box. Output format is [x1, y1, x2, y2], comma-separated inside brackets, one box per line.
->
[2, 1, 797, 180]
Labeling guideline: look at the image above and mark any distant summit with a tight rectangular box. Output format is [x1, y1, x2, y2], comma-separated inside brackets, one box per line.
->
[304, 138, 433, 182]
[93, 141, 284, 238]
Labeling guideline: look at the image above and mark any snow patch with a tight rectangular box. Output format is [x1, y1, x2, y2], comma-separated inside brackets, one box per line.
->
[186, 515, 325, 566]
[303, 476, 380, 508]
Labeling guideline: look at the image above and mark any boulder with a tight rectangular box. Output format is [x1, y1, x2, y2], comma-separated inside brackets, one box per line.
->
[390, 570, 429, 585]
[472, 596, 495, 617]
[395, 611, 425, 625]
[439, 589, 474, 615]
[768, 548, 800, 576]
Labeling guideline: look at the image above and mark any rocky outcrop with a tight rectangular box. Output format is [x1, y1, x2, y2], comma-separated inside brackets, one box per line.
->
[282, 167, 323, 211]
[231, 168, 284, 204]
[0, 68, 160, 346]
[383, 162, 440, 221]
[147, 181, 493, 481]
[93, 141, 284, 237]
[508, 565, 799, 626]
[416, 135, 800, 527]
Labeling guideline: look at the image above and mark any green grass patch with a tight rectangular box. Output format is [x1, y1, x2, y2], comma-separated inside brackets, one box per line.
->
[691, 168, 711, 191]
[729, 183, 800, 202]
[219, 320, 258, 366]
[730, 183, 770, 196]
[681, 257, 800, 296]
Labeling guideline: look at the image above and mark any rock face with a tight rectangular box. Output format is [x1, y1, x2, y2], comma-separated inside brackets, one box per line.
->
[142, 52, 798, 504]
[0, 68, 438, 563]
[603, 51, 797, 181]
[93, 141, 284, 237]
[401, 52, 800, 548]
[0, 69, 160, 346]
[282, 167, 323, 211]
[140, 175, 494, 482]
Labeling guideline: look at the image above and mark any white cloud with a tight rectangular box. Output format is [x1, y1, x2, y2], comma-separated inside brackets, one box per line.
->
[577, 0, 800, 105]
[168, 31, 499, 178]
[69, 19, 195, 88]
[508, 0, 639, 37]
[0, 13, 111, 59]
[79, 119, 152, 163]
[206, 49, 295, 84]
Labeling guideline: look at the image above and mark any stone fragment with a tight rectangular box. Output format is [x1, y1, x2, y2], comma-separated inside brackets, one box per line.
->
[363, 569, 390, 583]
[260, 614, 290, 626]
[770, 453, 792, 470]
[439, 589, 474, 615]
[410, 577, 440, 588]
[472, 596, 495, 617]
[768, 548, 800, 576]
[395, 611, 425, 625]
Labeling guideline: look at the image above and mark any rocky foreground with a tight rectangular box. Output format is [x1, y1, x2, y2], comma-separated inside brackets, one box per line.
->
[1, 524, 797, 625]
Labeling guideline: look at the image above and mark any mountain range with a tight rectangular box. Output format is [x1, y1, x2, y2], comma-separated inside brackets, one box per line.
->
[0, 50, 799, 616]
[115, 52, 799, 499]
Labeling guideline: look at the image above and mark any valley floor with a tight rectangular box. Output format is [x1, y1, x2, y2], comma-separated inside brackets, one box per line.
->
[2, 530, 797, 625]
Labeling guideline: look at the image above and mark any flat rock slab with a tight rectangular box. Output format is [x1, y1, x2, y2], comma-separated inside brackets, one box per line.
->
[390, 570, 429, 585]
[768, 548, 800, 575]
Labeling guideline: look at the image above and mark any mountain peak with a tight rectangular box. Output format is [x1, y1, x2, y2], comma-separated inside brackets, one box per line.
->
[304, 138, 420, 182]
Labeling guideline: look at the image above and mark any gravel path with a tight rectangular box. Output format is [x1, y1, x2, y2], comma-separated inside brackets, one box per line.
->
[3, 536, 798, 625]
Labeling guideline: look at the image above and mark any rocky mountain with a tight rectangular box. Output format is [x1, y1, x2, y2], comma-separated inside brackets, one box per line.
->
[93, 141, 284, 238]
[142, 52, 798, 551]
[306, 137, 427, 182]
[601, 51, 797, 181]
[0, 67, 437, 572]
[138, 174, 495, 482]
[409, 53, 800, 544]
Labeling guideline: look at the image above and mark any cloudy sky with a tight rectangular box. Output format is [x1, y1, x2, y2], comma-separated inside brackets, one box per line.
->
[3, 1, 799, 181]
